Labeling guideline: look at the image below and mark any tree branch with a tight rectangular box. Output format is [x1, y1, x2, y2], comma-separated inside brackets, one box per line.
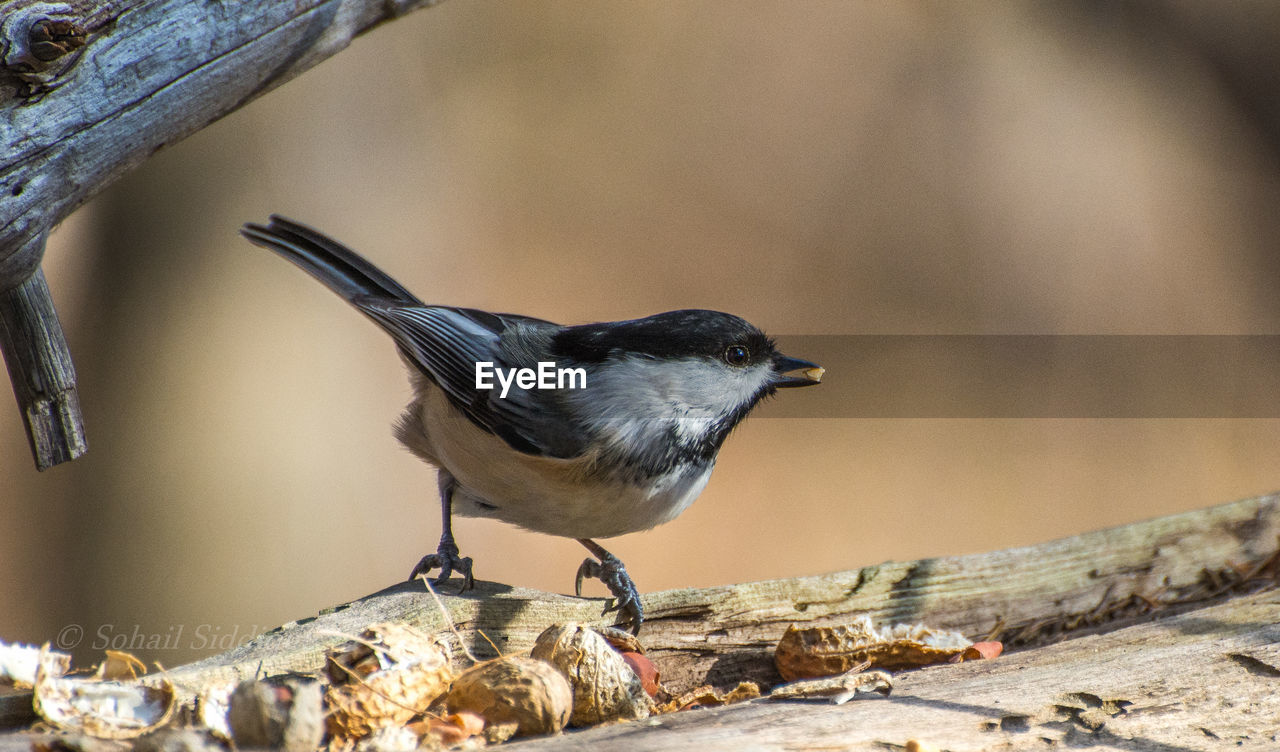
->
[0, 0, 446, 467]
[0, 258, 85, 468]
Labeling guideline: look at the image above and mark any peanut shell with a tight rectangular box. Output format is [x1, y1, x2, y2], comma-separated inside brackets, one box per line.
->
[445, 656, 571, 737]
[531, 623, 652, 726]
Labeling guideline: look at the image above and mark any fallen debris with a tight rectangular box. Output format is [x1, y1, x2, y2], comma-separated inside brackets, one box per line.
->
[445, 655, 573, 738]
[775, 616, 1000, 680]
[323, 624, 453, 741]
[227, 676, 323, 751]
[656, 682, 761, 713]
[531, 623, 653, 726]
[34, 648, 175, 740]
[769, 666, 893, 705]
[0, 642, 69, 688]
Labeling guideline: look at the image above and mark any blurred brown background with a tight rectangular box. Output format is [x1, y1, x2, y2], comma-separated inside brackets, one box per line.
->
[4, 1, 1280, 666]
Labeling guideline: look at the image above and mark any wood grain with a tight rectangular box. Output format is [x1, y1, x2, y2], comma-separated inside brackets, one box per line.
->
[0, 264, 86, 468]
[1, 493, 1276, 749]
[0, 0, 447, 467]
[501, 587, 1280, 751]
[154, 492, 1279, 697]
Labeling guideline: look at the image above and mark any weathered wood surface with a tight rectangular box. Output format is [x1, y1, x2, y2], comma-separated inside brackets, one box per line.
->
[4, 592, 1277, 751]
[0, 263, 85, 468]
[154, 492, 1280, 699]
[0, 0, 444, 250]
[503, 587, 1280, 751]
[1, 493, 1277, 750]
[0, 0, 446, 467]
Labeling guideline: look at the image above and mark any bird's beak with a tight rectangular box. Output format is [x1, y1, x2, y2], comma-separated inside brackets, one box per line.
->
[772, 354, 824, 388]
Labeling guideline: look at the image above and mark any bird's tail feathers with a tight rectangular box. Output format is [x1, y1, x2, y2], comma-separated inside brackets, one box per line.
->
[240, 215, 423, 305]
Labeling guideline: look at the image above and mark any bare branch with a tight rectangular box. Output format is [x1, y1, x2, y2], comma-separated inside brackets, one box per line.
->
[0, 257, 85, 468]
[0, 0, 446, 466]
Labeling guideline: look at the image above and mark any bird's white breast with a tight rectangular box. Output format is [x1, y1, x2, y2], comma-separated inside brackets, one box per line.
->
[397, 383, 715, 539]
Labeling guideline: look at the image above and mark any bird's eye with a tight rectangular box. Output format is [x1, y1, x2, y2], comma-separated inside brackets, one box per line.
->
[723, 345, 750, 366]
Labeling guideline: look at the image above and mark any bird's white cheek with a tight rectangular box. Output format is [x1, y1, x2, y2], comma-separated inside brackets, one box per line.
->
[570, 357, 773, 450]
[672, 362, 773, 415]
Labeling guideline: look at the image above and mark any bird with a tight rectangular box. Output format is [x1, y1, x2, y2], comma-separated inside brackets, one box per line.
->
[240, 215, 823, 631]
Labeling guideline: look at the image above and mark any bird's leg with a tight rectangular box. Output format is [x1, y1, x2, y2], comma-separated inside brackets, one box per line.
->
[575, 538, 643, 633]
[408, 472, 474, 592]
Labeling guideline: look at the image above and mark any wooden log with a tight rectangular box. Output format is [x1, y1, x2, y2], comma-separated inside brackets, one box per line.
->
[154, 492, 1280, 699]
[1, 493, 1276, 750]
[500, 586, 1280, 751]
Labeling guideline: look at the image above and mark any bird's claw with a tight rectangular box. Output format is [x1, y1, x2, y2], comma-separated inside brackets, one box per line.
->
[575, 553, 643, 633]
[408, 541, 474, 594]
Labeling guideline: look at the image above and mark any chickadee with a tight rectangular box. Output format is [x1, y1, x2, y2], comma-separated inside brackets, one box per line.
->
[240, 216, 823, 631]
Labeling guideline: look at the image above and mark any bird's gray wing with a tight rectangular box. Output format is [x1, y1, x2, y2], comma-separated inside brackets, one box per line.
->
[357, 301, 586, 458]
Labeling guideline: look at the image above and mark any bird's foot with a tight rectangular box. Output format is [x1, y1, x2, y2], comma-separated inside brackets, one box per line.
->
[408, 539, 474, 593]
[576, 552, 643, 633]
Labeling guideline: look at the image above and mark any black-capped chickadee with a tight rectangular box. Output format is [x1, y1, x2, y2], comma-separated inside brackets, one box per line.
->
[240, 216, 823, 631]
